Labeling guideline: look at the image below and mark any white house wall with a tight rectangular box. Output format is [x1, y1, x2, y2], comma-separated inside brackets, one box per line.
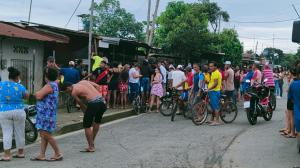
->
[0, 38, 44, 93]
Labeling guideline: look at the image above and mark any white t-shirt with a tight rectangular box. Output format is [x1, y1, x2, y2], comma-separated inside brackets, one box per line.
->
[168, 70, 173, 80]
[160, 65, 167, 84]
[129, 68, 139, 83]
[171, 70, 186, 90]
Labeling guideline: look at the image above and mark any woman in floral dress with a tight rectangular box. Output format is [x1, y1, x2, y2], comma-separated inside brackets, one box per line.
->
[31, 68, 62, 161]
[149, 68, 163, 113]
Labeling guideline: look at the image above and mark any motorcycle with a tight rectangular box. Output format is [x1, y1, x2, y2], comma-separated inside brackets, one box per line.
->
[24, 105, 38, 143]
[243, 79, 274, 125]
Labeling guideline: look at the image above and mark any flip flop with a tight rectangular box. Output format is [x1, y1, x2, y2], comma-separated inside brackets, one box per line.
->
[209, 122, 222, 126]
[80, 149, 95, 153]
[30, 157, 47, 161]
[279, 129, 287, 132]
[47, 156, 63, 162]
[12, 155, 25, 158]
[280, 131, 290, 136]
[0, 158, 11, 162]
[284, 134, 297, 138]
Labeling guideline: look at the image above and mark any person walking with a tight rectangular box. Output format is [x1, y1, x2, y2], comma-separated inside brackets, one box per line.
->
[31, 68, 62, 161]
[149, 68, 163, 113]
[61, 80, 107, 153]
[0, 67, 28, 161]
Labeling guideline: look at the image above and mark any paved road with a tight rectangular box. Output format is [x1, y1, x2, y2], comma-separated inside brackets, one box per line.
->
[1, 96, 299, 168]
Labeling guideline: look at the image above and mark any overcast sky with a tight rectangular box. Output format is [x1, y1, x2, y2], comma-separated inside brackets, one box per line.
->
[1, 0, 300, 53]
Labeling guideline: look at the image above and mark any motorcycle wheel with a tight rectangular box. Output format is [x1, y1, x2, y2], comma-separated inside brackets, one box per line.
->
[25, 118, 38, 143]
[269, 94, 276, 111]
[246, 100, 257, 125]
[263, 102, 273, 121]
[159, 100, 173, 116]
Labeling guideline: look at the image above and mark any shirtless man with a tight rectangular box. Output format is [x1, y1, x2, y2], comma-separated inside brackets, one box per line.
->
[61, 80, 107, 152]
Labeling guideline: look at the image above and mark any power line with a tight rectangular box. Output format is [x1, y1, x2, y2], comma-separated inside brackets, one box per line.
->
[239, 36, 290, 40]
[230, 18, 298, 24]
[65, 0, 82, 28]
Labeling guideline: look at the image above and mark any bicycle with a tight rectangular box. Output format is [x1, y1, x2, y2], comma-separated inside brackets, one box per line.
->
[63, 92, 79, 113]
[170, 88, 195, 121]
[159, 88, 173, 116]
[192, 90, 238, 125]
[131, 89, 148, 115]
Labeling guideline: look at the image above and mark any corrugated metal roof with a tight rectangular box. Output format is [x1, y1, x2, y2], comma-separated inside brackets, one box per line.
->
[0, 22, 69, 43]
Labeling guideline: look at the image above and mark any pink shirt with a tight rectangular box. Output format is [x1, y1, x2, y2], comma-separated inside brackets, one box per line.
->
[263, 69, 275, 87]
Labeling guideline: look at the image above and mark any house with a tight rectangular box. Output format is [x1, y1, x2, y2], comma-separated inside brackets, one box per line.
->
[0, 21, 68, 93]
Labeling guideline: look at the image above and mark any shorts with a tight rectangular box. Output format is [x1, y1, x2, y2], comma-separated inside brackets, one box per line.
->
[180, 90, 189, 101]
[208, 91, 221, 111]
[98, 85, 108, 98]
[287, 99, 294, 111]
[140, 77, 150, 92]
[119, 81, 128, 94]
[83, 100, 107, 128]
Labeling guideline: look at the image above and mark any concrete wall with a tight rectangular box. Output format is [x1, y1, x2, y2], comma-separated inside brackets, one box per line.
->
[0, 37, 44, 93]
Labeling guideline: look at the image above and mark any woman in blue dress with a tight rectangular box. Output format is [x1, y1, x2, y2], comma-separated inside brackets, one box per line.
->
[31, 68, 62, 161]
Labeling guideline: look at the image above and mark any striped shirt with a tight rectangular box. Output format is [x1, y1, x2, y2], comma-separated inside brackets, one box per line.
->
[263, 69, 275, 87]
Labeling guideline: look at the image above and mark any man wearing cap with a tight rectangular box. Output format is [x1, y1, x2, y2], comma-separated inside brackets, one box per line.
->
[91, 52, 103, 72]
[223, 61, 236, 104]
[172, 65, 186, 90]
[60, 61, 80, 85]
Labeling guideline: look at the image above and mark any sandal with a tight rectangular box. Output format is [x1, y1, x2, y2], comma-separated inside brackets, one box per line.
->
[47, 156, 63, 162]
[280, 130, 290, 136]
[0, 158, 11, 162]
[30, 157, 46, 161]
[284, 134, 297, 138]
[12, 155, 25, 158]
[80, 149, 95, 153]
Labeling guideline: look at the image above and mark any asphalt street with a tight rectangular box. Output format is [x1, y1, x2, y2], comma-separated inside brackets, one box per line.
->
[1, 95, 299, 168]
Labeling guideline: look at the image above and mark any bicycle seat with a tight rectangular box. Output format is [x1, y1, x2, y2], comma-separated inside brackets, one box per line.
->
[221, 94, 227, 99]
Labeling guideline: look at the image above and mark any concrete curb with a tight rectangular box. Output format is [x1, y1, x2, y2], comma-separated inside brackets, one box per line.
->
[0, 109, 135, 152]
[55, 109, 135, 135]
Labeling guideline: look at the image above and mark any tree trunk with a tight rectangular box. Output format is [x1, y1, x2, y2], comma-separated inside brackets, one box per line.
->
[148, 0, 160, 46]
[146, 0, 152, 43]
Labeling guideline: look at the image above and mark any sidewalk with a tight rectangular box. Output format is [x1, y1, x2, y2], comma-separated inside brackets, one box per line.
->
[0, 107, 134, 150]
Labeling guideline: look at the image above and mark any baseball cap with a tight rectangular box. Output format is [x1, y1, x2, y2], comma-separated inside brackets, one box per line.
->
[69, 61, 75, 66]
[224, 61, 231, 65]
[177, 65, 183, 69]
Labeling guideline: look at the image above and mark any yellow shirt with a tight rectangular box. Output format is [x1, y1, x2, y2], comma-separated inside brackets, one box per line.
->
[92, 55, 103, 71]
[204, 73, 210, 83]
[208, 70, 222, 91]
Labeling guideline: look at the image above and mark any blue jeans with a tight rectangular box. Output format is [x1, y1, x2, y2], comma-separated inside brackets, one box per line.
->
[129, 83, 140, 102]
[140, 77, 150, 93]
[275, 80, 280, 96]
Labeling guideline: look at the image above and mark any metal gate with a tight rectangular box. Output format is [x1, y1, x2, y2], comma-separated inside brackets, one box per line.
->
[11, 59, 33, 93]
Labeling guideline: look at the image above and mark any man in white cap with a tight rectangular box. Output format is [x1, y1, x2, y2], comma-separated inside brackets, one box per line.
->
[223, 61, 236, 104]
[59, 60, 81, 84]
[172, 65, 186, 90]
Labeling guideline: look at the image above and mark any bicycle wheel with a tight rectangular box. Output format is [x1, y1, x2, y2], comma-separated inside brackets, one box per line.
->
[192, 102, 208, 125]
[171, 104, 178, 122]
[160, 100, 173, 116]
[220, 101, 238, 124]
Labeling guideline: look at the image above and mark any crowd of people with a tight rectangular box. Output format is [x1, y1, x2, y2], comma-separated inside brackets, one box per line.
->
[1, 51, 300, 161]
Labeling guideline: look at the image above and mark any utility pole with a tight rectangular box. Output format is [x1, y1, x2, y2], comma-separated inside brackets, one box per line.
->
[88, 0, 95, 75]
[146, 0, 152, 43]
[148, 0, 160, 46]
[28, 0, 33, 24]
[272, 33, 275, 48]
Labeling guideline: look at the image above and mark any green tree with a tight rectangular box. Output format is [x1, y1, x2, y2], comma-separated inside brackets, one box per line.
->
[262, 47, 284, 65]
[155, 1, 211, 60]
[218, 29, 243, 65]
[81, 0, 145, 41]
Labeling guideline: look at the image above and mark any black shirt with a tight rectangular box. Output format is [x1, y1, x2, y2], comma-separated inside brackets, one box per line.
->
[93, 67, 108, 85]
[140, 64, 153, 78]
